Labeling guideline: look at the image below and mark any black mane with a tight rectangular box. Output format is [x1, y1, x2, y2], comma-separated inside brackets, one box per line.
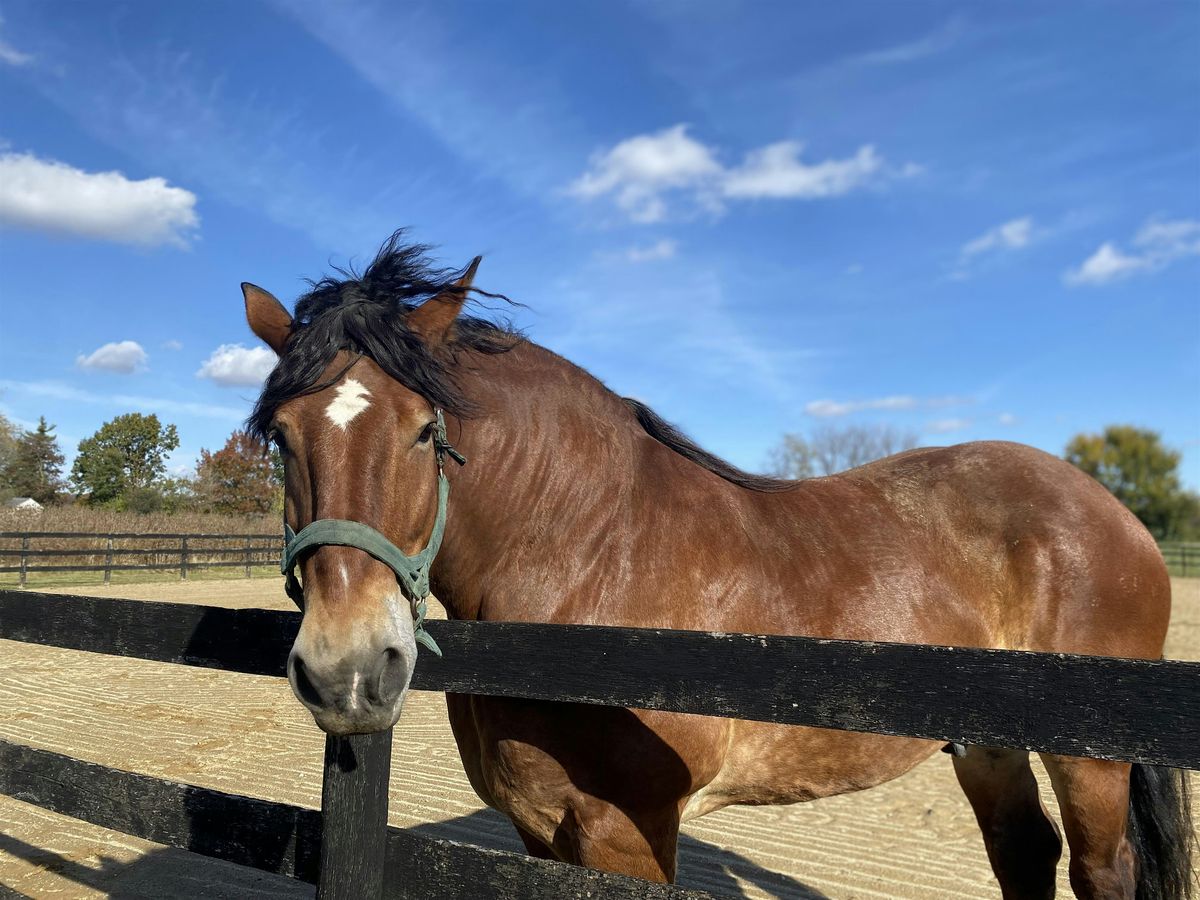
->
[247, 232, 521, 441]
[622, 398, 796, 492]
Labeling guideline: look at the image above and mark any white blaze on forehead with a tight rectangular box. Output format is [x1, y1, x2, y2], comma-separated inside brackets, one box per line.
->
[325, 379, 372, 429]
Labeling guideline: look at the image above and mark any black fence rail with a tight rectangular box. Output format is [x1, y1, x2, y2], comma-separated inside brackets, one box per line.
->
[1161, 542, 1200, 578]
[0, 531, 282, 585]
[1, 589, 1198, 898]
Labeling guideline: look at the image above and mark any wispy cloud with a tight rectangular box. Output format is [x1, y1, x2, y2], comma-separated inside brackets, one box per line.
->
[625, 239, 678, 263]
[926, 417, 972, 434]
[0, 15, 33, 66]
[15, 36, 411, 253]
[0, 152, 198, 247]
[570, 125, 917, 223]
[1064, 217, 1200, 286]
[950, 216, 1037, 280]
[196, 344, 276, 387]
[962, 216, 1034, 257]
[0, 379, 245, 421]
[75, 341, 148, 374]
[162, 339, 184, 351]
[806, 394, 972, 417]
[269, 0, 582, 200]
[850, 16, 967, 67]
[998, 412, 1018, 426]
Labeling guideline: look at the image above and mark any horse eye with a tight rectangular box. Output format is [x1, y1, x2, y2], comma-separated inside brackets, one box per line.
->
[416, 422, 435, 445]
[269, 429, 288, 453]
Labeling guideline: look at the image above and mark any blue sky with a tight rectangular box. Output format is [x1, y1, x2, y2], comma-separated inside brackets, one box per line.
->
[1, 1, 1197, 487]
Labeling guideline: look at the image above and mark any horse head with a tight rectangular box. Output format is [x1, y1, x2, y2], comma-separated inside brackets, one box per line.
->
[242, 243, 490, 735]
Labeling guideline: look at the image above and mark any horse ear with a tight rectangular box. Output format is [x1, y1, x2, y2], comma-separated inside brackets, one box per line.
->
[407, 256, 482, 345]
[243, 283, 292, 355]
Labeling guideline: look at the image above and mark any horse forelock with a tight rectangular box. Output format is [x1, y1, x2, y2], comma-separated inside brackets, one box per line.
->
[246, 231, 521, 442]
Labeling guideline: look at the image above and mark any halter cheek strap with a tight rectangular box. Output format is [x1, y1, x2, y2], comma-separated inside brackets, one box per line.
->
[280, 409, 465, 656]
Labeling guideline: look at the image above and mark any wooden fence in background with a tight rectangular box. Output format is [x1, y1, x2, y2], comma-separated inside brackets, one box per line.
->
[0, 589, 1197, 898]
[1161, 542, 1200, 578]
[4, 532, 1198, 586]
[0, 531, 282, 585]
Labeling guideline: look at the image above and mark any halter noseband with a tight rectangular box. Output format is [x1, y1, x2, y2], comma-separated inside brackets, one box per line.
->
[280, 408, 465, 656]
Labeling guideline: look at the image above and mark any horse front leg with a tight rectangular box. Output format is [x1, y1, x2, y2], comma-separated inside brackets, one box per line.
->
[553, 801, 682, 883]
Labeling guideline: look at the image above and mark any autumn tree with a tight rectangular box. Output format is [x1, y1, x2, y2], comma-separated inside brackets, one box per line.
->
[768, 424, 920, 479]
[0, 414, 22, 502]
[1065, 425, 1200, 540]
[71, 413, 180, 506]
[1, 417, 65, 504]
[195, 430, 280, 515]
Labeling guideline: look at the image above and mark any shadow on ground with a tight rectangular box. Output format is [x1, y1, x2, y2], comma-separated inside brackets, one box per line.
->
[1, 805, 825, 899]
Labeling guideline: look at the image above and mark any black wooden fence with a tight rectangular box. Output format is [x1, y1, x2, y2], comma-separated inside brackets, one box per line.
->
[0, 531, 282, 585]
[1, 589, 1198, 898]
[1162, 542, 1200, 578]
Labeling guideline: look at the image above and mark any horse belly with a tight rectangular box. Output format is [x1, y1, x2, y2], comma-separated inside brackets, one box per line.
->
[682, 720, 939, 820]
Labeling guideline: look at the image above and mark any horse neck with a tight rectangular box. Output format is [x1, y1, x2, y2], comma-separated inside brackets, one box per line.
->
[433, 342, 742, 623]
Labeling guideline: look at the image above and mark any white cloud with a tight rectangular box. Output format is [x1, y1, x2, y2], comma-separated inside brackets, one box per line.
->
[569, 125, 722, 223]
[806, 394, 972, 418]
[625, 239, 678, 262]
[927, 418, 972, 434]
[196, 344, 276, 387]
[723, 143, 883, 199]
[962, 216, 1034, 257]
[75, 341, 148, 374]
[162, 339, 184, 351]
[570, 125, 914, 223]
[1065, 242, 1147, 286]
[0, 152, 198, 247]
[1065, 217, 1200, 286]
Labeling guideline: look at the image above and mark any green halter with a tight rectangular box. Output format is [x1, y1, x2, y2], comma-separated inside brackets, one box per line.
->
[280, 409, 465, 656]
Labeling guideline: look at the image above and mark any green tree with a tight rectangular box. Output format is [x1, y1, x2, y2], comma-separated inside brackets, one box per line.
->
[2, 417, 65, 504]
[71, 413, 180, 506]
[1065, 425, 1200, 540]
[195, 430, 280, 515]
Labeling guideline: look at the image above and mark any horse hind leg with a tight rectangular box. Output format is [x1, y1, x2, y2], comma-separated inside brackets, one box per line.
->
[953, 746, 1063, 899]
[1040, 754, 1139, 899]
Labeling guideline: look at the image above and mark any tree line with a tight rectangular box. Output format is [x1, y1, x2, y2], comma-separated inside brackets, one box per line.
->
[1, 412, 1197, 540]
[0, 412, 281, 515]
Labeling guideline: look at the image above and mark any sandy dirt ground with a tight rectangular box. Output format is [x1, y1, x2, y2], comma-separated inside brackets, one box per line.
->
[1, 577, 1197, 899]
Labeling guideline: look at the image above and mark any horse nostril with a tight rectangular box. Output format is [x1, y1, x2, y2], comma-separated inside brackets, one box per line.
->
[373, 647, 409, 706]
[290, 655, 324, 708]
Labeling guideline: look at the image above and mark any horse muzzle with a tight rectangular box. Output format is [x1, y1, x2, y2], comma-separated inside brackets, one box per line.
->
[286, 595, 418, 735]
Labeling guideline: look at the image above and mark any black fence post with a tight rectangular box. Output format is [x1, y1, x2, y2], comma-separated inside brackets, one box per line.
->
[104, 537, 114, 586]
[180, 536, 189, 581]
[317, 729, 393, 900]
[245, 536, 253, 579]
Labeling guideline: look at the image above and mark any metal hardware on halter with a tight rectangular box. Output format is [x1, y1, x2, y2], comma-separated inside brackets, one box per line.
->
[280, 407, 467, 656]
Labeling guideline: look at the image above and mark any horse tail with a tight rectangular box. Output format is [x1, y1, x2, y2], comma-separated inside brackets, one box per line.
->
[1128, 763, 1196, 900]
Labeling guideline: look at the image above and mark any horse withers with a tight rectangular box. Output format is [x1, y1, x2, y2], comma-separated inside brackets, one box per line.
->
[243, 234, 1194, 900]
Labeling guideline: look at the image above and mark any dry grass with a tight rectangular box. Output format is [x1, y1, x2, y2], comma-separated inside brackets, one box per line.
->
[0, 507, 277, 535]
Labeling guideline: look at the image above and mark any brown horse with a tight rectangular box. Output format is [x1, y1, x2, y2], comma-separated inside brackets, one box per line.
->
[243, 235, 1193, 899]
